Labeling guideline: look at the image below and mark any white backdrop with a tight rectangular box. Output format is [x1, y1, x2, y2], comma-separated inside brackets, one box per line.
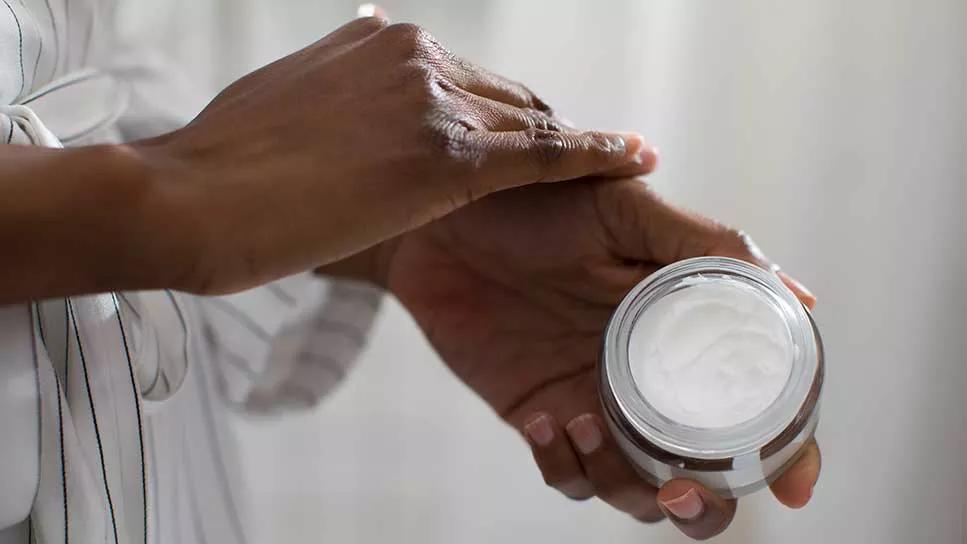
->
[118, 1, 967, 542]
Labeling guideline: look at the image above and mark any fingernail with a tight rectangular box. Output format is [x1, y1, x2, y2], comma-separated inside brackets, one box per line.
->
[777, 271, 817, 309]
[524, 414, 554, 447]
[615, 132, 645, 157]
[613, 132, 658, 170]
[565, 415, 602, 455]
[635, 145, 659, 171]
[660, 489, 705, 521]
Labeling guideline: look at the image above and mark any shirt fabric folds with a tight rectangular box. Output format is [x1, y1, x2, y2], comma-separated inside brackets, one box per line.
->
[0, 1, 383, 542]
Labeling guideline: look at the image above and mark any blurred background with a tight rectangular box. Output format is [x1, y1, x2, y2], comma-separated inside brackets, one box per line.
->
[118, 1, 966, 542]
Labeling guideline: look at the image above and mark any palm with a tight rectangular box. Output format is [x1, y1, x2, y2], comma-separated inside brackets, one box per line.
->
[387, 179, 662, 428]
[382, 178, 821, 534]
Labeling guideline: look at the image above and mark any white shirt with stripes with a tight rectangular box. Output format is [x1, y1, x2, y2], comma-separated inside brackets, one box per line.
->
[0, 1, 383, 543]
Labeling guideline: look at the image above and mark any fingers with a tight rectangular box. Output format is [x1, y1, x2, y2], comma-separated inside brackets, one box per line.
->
[448, 90, 659, 177]
[713, 233, 817, 309]
[711, 231, 817, 308]
[595, 181, 816, 306]
[523, 411, 819, 539]
[709, 229, 816, 310]
[564, 414, 665, 522]
[594, 181, 737, 264]
[656, 446, 821, 538]
[439, 83, 658, 183]
[770, 439, 822, 508]
[316, 4, 389, 51]
[331, 19, 660, 191]
[445, 59, 553, 113]
[521, 410, 818, 538]
[595, 148, 662, 178]
[468, 130, 657, 190]
[445, 84, 568, 133]
[320, 15, 389, 50]
[388, 28, 552, 115]
[425, 48, 661, 181]
[523, 413, 595, 500]
[657, 480, 738, 540]
[777, 271, 817, 310]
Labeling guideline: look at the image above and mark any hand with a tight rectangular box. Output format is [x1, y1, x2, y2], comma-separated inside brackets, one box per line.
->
[369, 178, 820, 540]
[132, 17, 655, 295]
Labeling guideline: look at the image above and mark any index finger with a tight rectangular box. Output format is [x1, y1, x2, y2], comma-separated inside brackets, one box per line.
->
[443, 65, 662, 179]
[466, 129, 656, 192]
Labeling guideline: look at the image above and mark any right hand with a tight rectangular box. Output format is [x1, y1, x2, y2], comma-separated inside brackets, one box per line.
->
[133, 17, 656, 295]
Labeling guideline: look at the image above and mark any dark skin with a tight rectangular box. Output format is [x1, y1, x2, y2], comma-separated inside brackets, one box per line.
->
[328, 177, 820, 540]
[1, 10, 819, 539]
[0, 17, 654, 304]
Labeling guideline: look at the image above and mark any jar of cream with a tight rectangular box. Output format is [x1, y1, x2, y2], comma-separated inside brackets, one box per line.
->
[600, 257, 823, 498]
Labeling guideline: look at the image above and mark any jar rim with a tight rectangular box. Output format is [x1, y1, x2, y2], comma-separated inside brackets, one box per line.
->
[601, 257, 822, 460]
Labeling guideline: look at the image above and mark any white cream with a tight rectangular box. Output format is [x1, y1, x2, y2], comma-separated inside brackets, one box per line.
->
[628, 276, 794, 429]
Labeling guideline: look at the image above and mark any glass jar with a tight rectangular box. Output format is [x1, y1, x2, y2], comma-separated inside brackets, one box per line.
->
[599, 257, 824, 499]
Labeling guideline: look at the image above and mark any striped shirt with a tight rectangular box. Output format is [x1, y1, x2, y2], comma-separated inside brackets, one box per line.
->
[0, 1, 383, 543]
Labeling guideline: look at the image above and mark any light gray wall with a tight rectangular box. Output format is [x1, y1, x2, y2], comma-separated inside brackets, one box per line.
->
[121, 1, 967, 542]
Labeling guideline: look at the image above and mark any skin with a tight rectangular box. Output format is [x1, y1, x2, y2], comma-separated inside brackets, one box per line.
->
[328, 178, 820, 540]
[0, 10, 820, 539]
[0, 17, 654, 304]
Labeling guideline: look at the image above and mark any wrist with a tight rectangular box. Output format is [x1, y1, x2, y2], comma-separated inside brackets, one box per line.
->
[115, 137, 210, 293]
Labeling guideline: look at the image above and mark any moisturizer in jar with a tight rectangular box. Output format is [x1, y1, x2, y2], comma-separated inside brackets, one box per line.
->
[600, 257, 823, 498]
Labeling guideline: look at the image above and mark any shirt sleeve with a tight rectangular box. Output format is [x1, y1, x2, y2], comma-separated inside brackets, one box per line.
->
[0, 105, 62, 147]
[0, 305, 40, 530]
[190, 274, 383, 415]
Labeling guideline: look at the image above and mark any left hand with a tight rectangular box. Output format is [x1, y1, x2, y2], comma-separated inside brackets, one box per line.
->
[325, 177, 820, 540]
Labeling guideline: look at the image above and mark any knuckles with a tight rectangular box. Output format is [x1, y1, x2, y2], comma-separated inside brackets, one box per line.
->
[349, 15, 390, 34]
[585, 131, 624, 159]
[377, 23, 440, 62]
[521, 107, 559, 131]
[382, 22, 426, 42]
[714, 227, 771, 268]
[396, 60, 438, 94]
[348, 22, 486, 165]
[422, 116, 479, 163]
[523, 128, 567, 171]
